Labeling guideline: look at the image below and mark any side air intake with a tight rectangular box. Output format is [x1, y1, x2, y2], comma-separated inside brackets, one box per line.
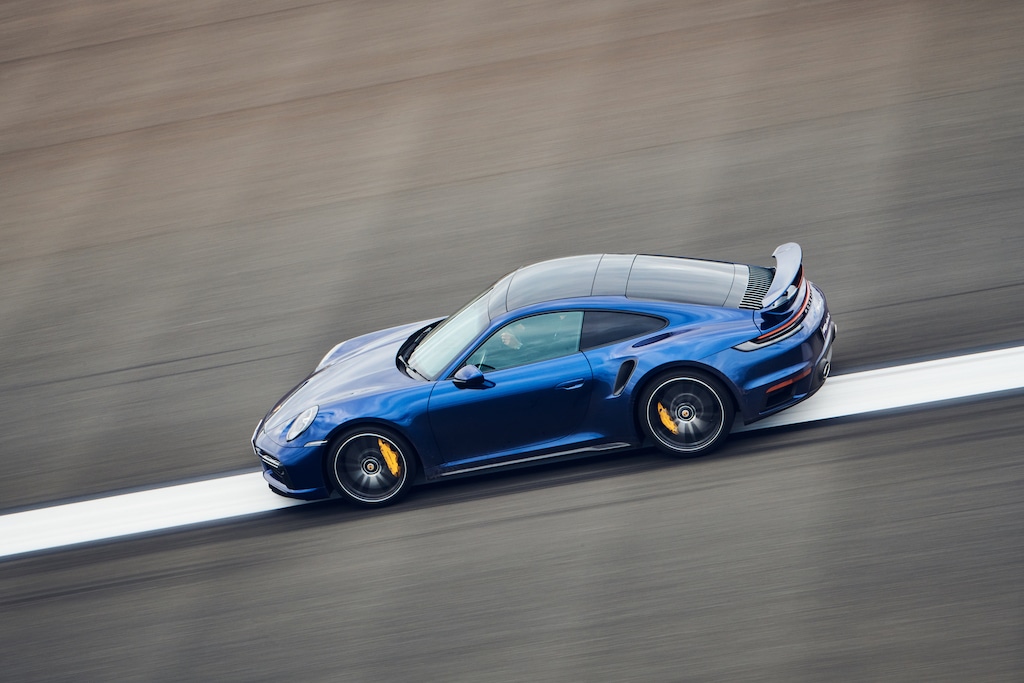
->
[612, 360, 637, 396]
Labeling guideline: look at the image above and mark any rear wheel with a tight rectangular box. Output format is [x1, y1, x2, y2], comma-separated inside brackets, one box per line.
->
[328, 428, 417, 507]
[639, 371, 734, 457]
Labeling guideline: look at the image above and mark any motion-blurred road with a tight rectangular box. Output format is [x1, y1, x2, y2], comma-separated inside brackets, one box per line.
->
[1, 1, 1022, 680]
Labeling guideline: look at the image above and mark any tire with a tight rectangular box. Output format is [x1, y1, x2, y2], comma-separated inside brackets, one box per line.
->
[328, 427, 418, 507]
[638, 370, 734, 457]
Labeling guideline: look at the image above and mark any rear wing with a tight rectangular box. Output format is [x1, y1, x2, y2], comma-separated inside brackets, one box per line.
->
[760, 242, 804, 310]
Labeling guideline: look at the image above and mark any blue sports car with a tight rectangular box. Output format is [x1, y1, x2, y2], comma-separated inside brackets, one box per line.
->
[253, 243, 835, 506]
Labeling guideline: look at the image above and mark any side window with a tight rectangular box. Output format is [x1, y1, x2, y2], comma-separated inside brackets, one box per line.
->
[580, 311, 667, 351]
[466, 311, 583, 373]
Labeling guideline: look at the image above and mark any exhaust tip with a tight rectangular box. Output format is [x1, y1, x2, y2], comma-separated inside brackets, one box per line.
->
[821, 360, 831, 379]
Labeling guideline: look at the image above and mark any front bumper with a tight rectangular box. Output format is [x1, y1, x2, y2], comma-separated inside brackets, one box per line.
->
[262, 470, 327, 500]
[252, 421, 332, 500]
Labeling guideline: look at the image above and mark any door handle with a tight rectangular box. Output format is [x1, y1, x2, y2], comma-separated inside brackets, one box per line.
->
[556, 378, 586, 391]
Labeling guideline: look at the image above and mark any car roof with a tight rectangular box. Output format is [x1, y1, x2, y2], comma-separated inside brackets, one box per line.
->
[485, 253, 753, 318]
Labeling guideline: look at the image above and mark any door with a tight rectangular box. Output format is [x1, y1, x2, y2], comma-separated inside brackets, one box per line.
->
[427, 312, 593, 468]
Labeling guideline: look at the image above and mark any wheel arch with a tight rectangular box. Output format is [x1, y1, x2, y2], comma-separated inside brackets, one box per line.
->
[630, 361, 741, 441]
[320, 418, 425, 495]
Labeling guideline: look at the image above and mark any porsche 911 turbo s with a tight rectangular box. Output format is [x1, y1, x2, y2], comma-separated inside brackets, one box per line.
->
[252, 243, 835, 507]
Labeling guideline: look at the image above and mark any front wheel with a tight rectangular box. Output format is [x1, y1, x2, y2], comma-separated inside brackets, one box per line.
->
[328, 428, 418, 507]
[639, 371, 734, 457]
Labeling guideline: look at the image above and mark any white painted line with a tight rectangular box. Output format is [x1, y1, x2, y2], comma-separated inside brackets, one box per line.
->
[2, 346, 1023, 560]
[0, 473, 305, 560]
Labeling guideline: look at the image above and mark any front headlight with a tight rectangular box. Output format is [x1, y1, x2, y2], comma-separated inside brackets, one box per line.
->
[286, 405, 318, 442]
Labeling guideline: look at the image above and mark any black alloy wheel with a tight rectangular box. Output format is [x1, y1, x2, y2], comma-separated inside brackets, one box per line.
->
[329, 428, 417, 506]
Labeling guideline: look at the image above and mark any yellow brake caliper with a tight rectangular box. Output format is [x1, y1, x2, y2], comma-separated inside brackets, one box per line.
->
[377, 438, 401, 476]
[656, 402, 679, 435]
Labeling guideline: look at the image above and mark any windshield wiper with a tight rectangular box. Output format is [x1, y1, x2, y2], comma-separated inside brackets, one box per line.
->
[397, 352, 429, 381]
[397, 322, 440, 381]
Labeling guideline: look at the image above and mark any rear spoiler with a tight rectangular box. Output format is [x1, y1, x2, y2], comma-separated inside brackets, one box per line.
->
[760, 242, 804, 309]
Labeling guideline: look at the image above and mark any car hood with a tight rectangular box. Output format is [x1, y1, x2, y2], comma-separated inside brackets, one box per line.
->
[262, 319, 436, 444]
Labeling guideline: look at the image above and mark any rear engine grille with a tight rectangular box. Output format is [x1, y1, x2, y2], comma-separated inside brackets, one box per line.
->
[741, 266, 774, 309]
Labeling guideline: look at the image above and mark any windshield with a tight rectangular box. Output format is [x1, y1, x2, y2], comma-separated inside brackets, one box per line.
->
[406, 292, 491, 380]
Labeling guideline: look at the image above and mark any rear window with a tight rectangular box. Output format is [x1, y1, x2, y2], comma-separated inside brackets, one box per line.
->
[580, 311, 667, 351]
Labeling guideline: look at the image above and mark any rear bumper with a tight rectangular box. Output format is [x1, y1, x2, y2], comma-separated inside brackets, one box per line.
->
[705, 283, 836, 425]
[808, 328, 835, 400]
[743, 292, 835, 423]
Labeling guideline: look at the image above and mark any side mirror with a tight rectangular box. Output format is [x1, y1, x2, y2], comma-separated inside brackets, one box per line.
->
[452, 364, 487, 389]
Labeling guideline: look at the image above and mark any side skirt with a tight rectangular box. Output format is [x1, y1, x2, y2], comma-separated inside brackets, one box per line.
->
[436, 442, 635, 478]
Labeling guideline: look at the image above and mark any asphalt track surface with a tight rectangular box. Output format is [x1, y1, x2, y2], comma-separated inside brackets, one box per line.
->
[1, 1, 1022, 680]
